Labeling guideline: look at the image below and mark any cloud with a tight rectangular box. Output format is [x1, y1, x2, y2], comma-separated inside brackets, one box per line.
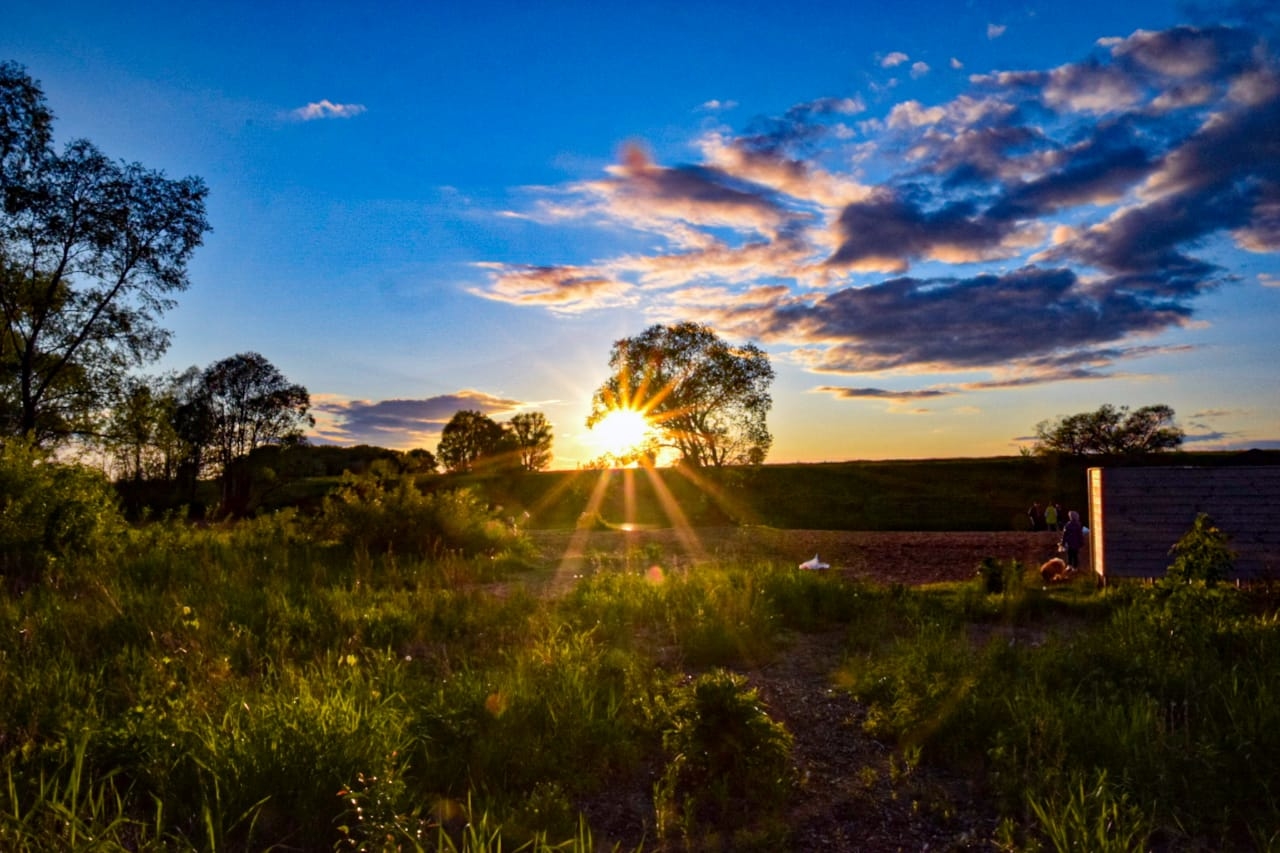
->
[479, 16, 1280, 398]
[988, 23, 1007, 39]
[951, 57, 965, 70]
[315, 391, 524, 447]
[470, 263, 635, 313]
[700, 99, 738, 112]
[911, 62, 931, 79]
[717, 267, 1196, 375]
[815, 385, 954, 401]
[289, 99, 367, 121]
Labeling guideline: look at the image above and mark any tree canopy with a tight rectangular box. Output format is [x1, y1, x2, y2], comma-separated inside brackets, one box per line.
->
[507, 411, 553, 472]
[183, 352, 313, 477]
[437, 409, 554, 474]
[438, 410, 507, 474]
[1, 62, 210, 446]
[589, 322, 774, 467]
[1032, 404, 1184, 456]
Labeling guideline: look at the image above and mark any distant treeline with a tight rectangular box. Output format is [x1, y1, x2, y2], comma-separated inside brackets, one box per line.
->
[120, 445, 1280, 531]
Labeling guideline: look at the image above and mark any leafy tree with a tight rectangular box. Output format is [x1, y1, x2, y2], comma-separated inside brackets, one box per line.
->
[1033, 404, 1183, 456]
[0, 63, 210, 446]
[186, 352, 313, 477]
[437, 409, 506, 473]
[589, 322, 774, 467]
[401, 447, 438, 474]
[507, 411, 553, 472]
[100, 374, 180, 482]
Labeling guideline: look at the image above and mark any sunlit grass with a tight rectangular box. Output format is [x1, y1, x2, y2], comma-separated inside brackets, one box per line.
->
[2, 479, 1279, 851]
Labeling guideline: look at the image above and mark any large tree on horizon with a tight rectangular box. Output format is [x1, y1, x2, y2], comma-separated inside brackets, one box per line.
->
[437, 409, 506, 474]
[589, 322, 774, 467]
[0, 61, 210, 446]
[1033, 403, 1184, 456]
[185, 352, 313, 478]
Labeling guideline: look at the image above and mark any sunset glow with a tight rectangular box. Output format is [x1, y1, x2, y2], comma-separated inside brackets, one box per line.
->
[587, 408, 653, 461]
[7, 0, 1277, 467]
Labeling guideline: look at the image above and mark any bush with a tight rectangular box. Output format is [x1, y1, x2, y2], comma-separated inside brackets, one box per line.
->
[656, 669, 794, 835]
[0, 442, 125, 586]
[318, 472, 529, 560]
[1167, 513, 1235, 585]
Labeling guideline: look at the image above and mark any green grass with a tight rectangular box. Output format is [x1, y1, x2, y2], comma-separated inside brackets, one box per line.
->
[3, 467, 1280, 849]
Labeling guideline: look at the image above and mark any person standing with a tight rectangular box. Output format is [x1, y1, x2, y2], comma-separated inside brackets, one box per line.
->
[1027, 502, 1046, 531]
[1061, 511, 1085, 572]
[1044, 502, 1059, 531]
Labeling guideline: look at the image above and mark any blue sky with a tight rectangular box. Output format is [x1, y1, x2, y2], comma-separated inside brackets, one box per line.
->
[5, 0, 1279, 467]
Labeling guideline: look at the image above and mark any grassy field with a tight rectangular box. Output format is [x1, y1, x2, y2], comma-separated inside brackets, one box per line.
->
[5, 451, 1280, 851]
[233, 449, 1280, 532]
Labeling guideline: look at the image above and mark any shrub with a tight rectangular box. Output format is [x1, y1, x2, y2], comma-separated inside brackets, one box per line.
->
[0, 442, 125, 586]
[1167, 513, 1235, 585]
[655, 669, 794, 836]
[318, 472, 529, 560]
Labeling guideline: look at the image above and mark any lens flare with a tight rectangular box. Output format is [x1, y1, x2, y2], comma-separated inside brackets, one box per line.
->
[587, 408, 651, 458]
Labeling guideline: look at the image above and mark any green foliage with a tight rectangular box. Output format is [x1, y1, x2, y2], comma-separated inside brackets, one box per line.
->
[0, 63, 210, 446]
[589, 321, 774, 467]
[1028, 770, 1151, 853]
[319, 471, 531, 561]
[0, 442, 125, 585]
[655, 669, 795, 840]
[1167, 513, 1235, 585]
[976, 557, 1026, 595]
[438, 410, 509, 474]
[843, 580, 1280, 849]
[2, 497, 1278, 850]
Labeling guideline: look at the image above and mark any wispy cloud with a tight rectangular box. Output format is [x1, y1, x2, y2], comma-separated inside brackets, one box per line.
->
[988, 23, 1007, 39]
[470, 263, 635, 313]
[469, 16, 1280, 403]
[289, 99, 367, 121]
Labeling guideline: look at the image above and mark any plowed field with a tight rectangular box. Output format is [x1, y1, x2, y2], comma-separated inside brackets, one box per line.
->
[526, 526, 1089, 588]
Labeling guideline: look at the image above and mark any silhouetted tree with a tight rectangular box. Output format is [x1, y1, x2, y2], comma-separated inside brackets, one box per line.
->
[507, 411, 553, 471]
[437, 409, 506, 473]
[1033, 404, 1183, 455]
[187, 352, 313, 477]
[100, 374, 181, 482]
[401, 447, 438, 474]
[589, 322, 774, 467]
[0, 62, 210, 446]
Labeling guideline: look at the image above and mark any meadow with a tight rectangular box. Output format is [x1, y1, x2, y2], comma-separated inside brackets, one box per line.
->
[3, 449, 1280, 851]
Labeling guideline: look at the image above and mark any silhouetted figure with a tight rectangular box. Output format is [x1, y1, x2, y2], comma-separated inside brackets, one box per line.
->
[1027, 501, 1046, 531]
[1061, 511, 1085, 571]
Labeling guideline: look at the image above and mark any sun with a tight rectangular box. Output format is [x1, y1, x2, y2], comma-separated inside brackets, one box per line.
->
[588, 408, 653, 460]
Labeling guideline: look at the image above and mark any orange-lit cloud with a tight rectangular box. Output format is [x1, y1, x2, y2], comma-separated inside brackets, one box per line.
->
[467, 16, 1279, 397]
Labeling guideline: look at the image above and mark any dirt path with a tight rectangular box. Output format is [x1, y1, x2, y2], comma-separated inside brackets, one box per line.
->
[542, 528, 1026, 849]
[745, 631, 995, 851]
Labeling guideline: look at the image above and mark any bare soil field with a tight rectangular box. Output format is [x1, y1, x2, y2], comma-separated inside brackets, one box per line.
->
[526, 526, 1090, 588]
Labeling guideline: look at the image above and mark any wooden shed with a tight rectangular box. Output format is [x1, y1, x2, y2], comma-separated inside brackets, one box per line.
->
[1087, 466, 1280, 582]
